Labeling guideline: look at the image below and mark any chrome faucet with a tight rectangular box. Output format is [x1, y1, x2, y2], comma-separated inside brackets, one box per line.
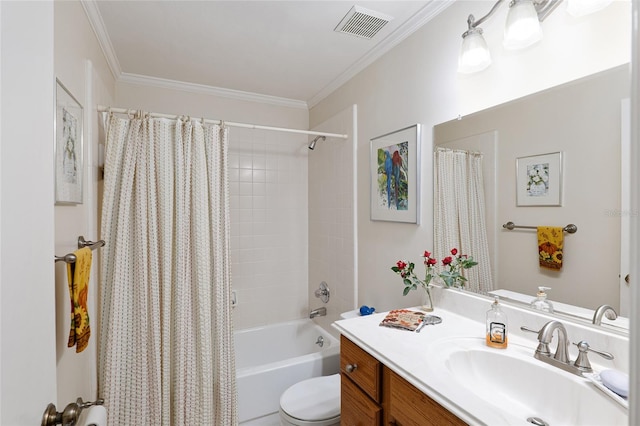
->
[309, 307, 327, 318]
[537, 320, 570, 363]
[522, 320, 615, 376]
[592, 304, 618, 325]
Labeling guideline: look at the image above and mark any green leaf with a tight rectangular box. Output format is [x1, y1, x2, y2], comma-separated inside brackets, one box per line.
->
[403, 286, 410, 296]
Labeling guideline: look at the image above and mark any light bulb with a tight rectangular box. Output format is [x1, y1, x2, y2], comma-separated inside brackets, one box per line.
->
[458, 28, 491, 74]
[503, 0, 543, 50]
[566, 0, 614, 17]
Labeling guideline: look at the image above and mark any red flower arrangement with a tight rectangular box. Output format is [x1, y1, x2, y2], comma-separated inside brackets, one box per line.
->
[391, 248, 478, 296]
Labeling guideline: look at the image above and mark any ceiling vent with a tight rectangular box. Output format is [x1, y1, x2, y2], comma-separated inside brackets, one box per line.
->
[334, 5, 393, 40]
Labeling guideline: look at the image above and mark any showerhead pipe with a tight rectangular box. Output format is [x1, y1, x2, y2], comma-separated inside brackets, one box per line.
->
[308, 135, 326, 150]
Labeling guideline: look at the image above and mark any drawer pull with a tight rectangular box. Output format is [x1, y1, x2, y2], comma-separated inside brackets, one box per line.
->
[346, 363, 358, 373]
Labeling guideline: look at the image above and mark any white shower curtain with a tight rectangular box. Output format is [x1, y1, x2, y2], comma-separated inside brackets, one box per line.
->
[99, 113, 237, 425]
[434, 148, 493, 293]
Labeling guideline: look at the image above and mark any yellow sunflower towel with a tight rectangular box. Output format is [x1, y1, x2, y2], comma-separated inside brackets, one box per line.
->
[67, 247, 92, 353]
[538, 226, 563, 270]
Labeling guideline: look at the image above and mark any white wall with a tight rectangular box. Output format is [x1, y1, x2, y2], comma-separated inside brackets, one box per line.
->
[115, 83, 310, 330]
[309, 105, 357, 330]
[0, 2, 56, 424]
[310, 0, 631, 312]
[54, 0, 116, 406]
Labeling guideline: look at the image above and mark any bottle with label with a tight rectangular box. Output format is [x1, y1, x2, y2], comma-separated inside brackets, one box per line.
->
[486, 296, 508, 349]
[530, 286, 554, 313]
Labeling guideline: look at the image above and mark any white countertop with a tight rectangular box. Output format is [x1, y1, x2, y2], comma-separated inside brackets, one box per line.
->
[333, 292, 629, 426]
[333, 306, 527, 425]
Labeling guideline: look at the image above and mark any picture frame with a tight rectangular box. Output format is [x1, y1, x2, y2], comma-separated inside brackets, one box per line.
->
[370, 124, 421, 223]
[55, 79, 83, 205]
[516, 151, 563, 206]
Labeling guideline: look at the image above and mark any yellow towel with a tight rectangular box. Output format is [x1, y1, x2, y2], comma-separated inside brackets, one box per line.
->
[538, 226, 563, 270]
[67, 247, 92, 353]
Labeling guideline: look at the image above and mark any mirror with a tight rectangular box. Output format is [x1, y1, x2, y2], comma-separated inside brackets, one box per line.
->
[433, 64, 630, 332]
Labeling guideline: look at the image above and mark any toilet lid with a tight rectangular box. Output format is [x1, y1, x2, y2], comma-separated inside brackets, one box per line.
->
[280, 374, 340, 421]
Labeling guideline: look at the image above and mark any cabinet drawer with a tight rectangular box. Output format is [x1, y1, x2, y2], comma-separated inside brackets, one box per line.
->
[387, 368, 466, 426]
[340, 335, 382, 402]
[341, 373, 381, 426]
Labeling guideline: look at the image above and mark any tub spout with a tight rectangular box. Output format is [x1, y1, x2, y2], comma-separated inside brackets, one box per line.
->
[310, 307, 327, 318]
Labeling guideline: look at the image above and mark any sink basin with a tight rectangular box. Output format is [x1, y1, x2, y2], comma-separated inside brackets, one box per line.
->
[424, 337, 627, 425]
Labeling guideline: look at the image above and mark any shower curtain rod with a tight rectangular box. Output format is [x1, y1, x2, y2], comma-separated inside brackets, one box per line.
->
[97, 105, 349, 139]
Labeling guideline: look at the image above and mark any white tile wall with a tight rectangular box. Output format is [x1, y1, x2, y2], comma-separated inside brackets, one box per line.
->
[308, 106, 357, 332]
[229, 127, 309, 330]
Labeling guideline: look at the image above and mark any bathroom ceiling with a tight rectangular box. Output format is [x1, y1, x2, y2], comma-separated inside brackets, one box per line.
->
[89, 1, 452, 107]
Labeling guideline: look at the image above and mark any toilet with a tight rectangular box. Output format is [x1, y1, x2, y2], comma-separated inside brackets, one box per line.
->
[279, 310, 360, 425]
[278, 373, 340, 426]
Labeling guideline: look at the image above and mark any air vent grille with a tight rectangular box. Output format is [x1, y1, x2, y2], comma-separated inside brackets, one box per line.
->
[334, 6, 393, 40]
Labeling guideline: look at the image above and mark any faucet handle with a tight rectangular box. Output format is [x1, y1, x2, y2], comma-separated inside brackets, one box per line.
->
[520, 325, 551, 356]
[520, 326, 539, 334]
[573, 341, 614, 372]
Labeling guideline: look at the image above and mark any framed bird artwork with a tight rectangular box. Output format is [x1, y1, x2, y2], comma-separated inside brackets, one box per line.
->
[370, 124, 421, 223]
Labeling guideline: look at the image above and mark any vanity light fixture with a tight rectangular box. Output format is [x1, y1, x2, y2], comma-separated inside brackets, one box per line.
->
[503, 0, 544, 50]
[458, 0, 612, 74]
[565, 0, 614, 17]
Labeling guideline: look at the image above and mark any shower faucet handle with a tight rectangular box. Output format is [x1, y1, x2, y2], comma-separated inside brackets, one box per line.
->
[314, 281, 330, 303]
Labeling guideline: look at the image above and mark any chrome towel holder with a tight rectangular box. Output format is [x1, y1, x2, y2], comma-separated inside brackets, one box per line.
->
[502, 221, 577, 234]
[54, 236, 105, 263]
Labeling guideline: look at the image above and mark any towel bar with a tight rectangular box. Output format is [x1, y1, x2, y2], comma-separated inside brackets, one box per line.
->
[54, 236, 105, 263]
[502, 222, 577, 234]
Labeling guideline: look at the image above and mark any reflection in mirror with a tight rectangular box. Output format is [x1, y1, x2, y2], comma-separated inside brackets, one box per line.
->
[433, 65, 630, 332]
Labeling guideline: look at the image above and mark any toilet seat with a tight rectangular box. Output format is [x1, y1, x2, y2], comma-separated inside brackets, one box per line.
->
[279, 374, 340, 426]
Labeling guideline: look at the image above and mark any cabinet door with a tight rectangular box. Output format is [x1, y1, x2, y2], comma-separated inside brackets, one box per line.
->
[340, 335, 382, 402]
[341, 374, 381, 426]
[386, 368, 466, 426]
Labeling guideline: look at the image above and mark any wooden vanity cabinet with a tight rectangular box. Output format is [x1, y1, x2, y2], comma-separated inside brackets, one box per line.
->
[340, 335, 466, 426]
[340, 335, 382, 425]
[384, 368, 466, 426]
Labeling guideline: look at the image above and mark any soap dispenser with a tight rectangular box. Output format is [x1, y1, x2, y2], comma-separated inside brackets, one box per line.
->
[530, 286, 554, 313]
[486, 296, 508, 349]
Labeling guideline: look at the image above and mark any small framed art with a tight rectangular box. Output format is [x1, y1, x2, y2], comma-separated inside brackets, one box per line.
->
[55, 79, 83, 205]
[516, 151, 563, 207]
[370, 124, 421, 223]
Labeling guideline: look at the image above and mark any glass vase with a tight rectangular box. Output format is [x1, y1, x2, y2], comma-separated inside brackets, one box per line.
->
[421, 286, 434, 312]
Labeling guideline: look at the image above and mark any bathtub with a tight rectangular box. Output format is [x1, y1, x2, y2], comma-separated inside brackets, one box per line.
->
[235, 318, 340, 423]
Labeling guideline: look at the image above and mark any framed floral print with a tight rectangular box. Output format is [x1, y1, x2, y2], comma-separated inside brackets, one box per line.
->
[55, 79, 83, 205]
[516, 152, 562, 206]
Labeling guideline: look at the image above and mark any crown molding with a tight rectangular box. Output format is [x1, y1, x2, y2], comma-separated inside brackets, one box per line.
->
[307, 0, 455, 108]
[81, 0, 451, 110]
[119, 73, 309, 110]
[81, 0, 307, 109]
[81, 0, 122, 80]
